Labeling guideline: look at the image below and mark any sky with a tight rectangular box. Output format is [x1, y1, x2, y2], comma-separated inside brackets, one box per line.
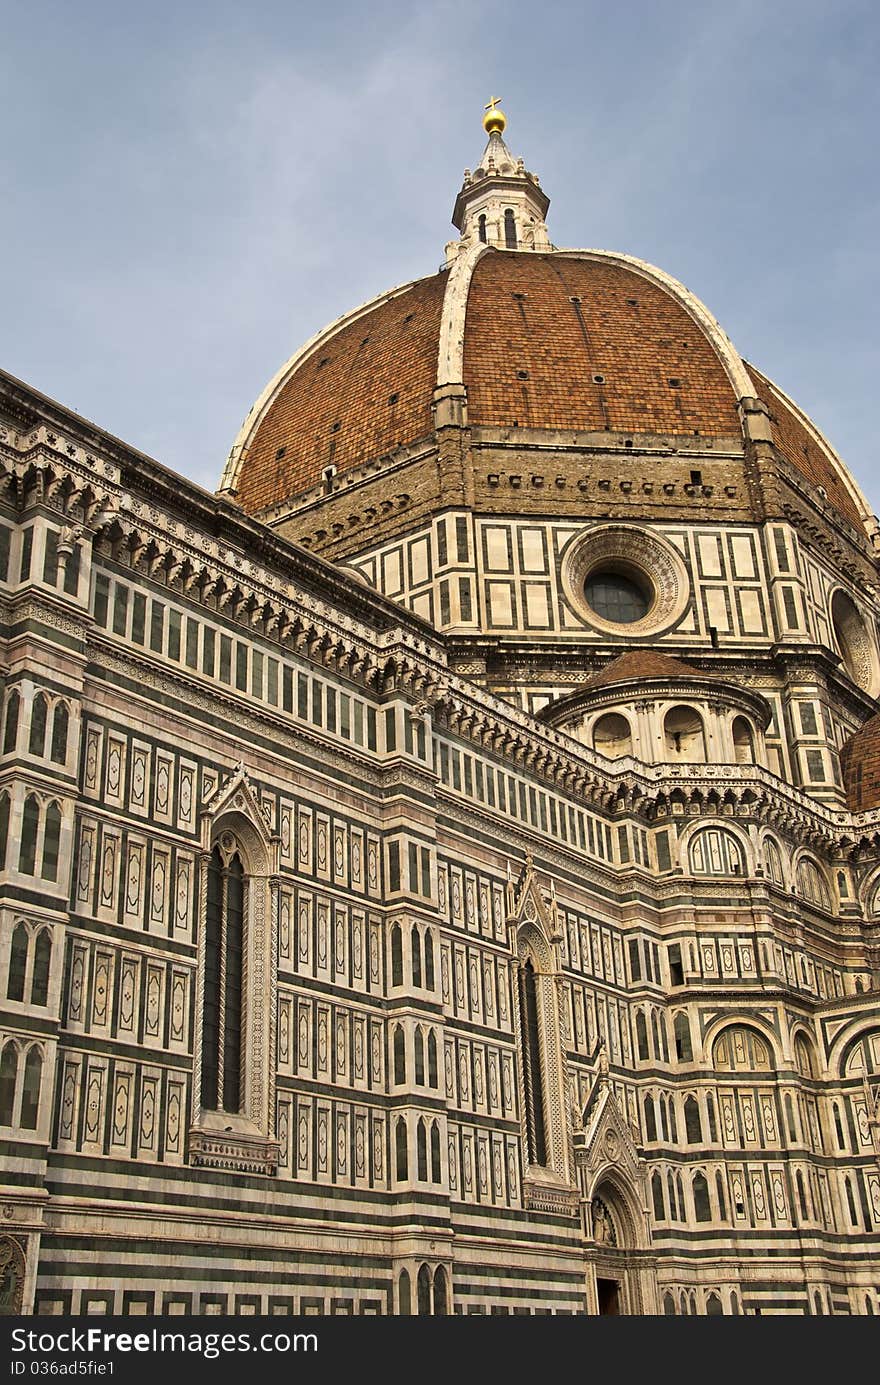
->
[1, 0, 878, 514]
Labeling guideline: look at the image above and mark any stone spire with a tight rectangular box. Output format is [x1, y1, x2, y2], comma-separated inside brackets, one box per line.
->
[448, 99, 551, 261]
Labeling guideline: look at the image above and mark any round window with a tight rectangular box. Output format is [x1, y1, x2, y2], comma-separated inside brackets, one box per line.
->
[584, 569, 650, 624]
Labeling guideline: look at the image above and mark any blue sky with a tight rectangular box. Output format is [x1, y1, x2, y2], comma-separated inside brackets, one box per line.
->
[1, 0, 878, 514]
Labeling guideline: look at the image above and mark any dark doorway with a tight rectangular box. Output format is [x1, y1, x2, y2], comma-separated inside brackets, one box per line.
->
[597, 1278, 621, 1315]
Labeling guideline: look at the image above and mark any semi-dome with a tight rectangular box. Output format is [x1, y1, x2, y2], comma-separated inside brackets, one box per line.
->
[220, 113, 874, 547]
[841, 713, 880, 812]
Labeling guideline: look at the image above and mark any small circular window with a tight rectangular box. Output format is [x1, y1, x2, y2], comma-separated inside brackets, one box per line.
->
[584, 569, 650, 624]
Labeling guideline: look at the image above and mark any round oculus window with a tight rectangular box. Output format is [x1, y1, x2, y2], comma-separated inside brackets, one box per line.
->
[584, 570, 650, 624]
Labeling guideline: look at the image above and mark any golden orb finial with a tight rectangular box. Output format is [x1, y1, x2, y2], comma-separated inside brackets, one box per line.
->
[483, 96, 506, 136]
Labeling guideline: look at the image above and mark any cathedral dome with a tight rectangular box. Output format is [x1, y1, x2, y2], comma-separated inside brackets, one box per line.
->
[841, 713, 880, 812]
[219, 110, 875, 553]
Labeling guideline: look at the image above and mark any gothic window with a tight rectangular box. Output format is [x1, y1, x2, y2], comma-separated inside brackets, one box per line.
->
[785, 1093, 797, 1141]
[427, 1031, 438, 1087]
[2, 691, 19, 755]
[663, 1293, 676, 1315]
[796, 1170, 809, 1220]
[424, 933, 435, 990]
[19, 1047, 41, 1129]
[658, 1094, 668, 1140]
[201, 843, 245, 1113]
[715, 1171, 727, 1220]
[28, 694, 48, 757]
[50, 703, 69, 764]
[796, 857, 831, 909]
[504, 208, 517, 248]
[412, 929, 422, 987]
[764, 836, 785, 886]
[643, 1094, 656, 1142]
[667, 1097, 678, 1143]
[651, 1171, 665, 1220]
[0, 1043, 17, 1124]
[674, 1012, 692, 1062]
[684, 1095, 702, 1144]
[517, 957, 547, 1166]
[7, 925, 27, 1002]
[478, 213, 487, 244]
[433, 1266, 448, 1314]
[636, 1011, 649, 1062]
[390, 924, 403, 987]
[430, 1122, 441, 1182]
[414, 1029, 425, 1083]
[712, 1025, 773, 1072]
[666, 1170, 677, 1219]
[393, 1027, 406, 1084]
[692, 1170, 711, 1221]
[668, 943, 684, 986]
[689, 827, 745, 876]
[19, 796, 39, 875]
[706, 1293, 723, 1315]
[42, 803, 61, 881]
[794, 1034, 817, 1079]
[31, 931, 51, 1007]
[706, 1092, 718, 1142]
[833, 1102, 846, 1149]
[651, 1010, 663, 1060]
[417, 1264, 431, 1315]
[0, 792, 8, 870]
[417, 1119, 428, 1180]
[398, 1269, 411, 1314]
[395, 1118, 408, 1180]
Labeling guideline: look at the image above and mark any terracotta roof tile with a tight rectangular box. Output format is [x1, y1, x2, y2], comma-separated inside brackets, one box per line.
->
[583, 651, 714, 690]
[841, 713, 880, 812]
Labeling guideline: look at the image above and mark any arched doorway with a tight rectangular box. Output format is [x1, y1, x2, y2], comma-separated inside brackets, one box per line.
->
[589, 1180, 646, 1315]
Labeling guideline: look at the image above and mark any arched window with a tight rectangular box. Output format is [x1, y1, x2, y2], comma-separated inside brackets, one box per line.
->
[477, 213, 487, 244]
[844, 1174, 859, 1227]
[0, 1042, 17, 1124]
[706, 1092, 718, 1142]
[2, 691, 19, 755]
[517, 957, 547, 1166]
[414, 1028, 425, 1084]
[28, 694, 48, 757]
[674, 1013, 692, 1062]
[692, 1171, 711, 1221]
[706, 1292, 723, 1315]
[433, 1265, 448, 1315]
[393, 1026, 406, 1084]
[417, 1264, 431, 1315]
[592, 713, 633, 759]
[504, 208, 517, 249]
[50, 703, 69, 764]
[732, 717, 755, 764]
[430, 1122, 441, 1182]
[42, 802, 62, 881]
[796, 1170, 809, 1220]
[636, 1011, 649, 1062]
[663, 706, 706, 762]
[0, 792, 9, 871]
[833, 1102, 846, 1149]
[659, 1094, 669, 1140]
[712, 1025, 773, 1073]
[31, 931, 51, 1007]
[20, 1047, 41, 1129]
[651, 1171, 665, 1220]
[395, 1118, 408, 1180]
[416, 1118, 428, 1180]
[398, 1268, 411, 1314]
[796, 857, 831, 909]
[7, 924, 28, 1002]
[785, 1093, 797, 1141]
[715, 1171, 727, 1220]
[689, 827, 745, 876]
[427, 1031, 438, 1087]
[201, 843, 245, 1113]
[666, 1170, 677, 1220]
[390, 924, 403, 987]
[663, 1293, 676, 1315]
[424, 933, 435, 990]
[652, 1009, 666, 1061]
[412, 928, 422, 987]
[19, 796, 40, 875]
[764, 837, 785, 886]
[643, 1094, 657, 1142]
[794, 1034, 817, 1079]
[684, 1096, 702, 1144]
[667, 1097, 678, 1143]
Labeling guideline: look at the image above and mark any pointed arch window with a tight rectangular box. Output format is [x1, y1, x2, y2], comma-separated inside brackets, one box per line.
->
[417, 1264, 432, 1315]
[390, 924, 403, 988]
[504, 208, 517, 248]
[20, 1047, 42, 1129]
[478, 213, 487, 244]
[50, 703, 69, 764]
[424, 933, 435, 990]
[427, 1031, 438, 1087]
[0, 792, 8, 870]
[19, 796, 39, 875]
[42, 803, 61, 881]
[393, 1026, 406, 1084]
[31, 931, 51, 1007]
[395, 1117, 408, 1180]
[518, 957, 547, 1166]
[417, 1118, 428, 1180]
[201, 843, 245, 1113]
[412, 928, 422, 987]
[430, 1122, 441, 1182]
[0, 1043, 17, 1124]
[414, 1028, 425, 1084]
[2, 691, 19, 755]
[28, 694, 48, 757]
[7, 924, 28, 1002]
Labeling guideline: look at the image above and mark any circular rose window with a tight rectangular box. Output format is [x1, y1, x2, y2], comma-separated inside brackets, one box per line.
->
[561, 524, 691, 636]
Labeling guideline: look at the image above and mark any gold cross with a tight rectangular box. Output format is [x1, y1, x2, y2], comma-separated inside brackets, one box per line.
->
[485, 96, 503, 113]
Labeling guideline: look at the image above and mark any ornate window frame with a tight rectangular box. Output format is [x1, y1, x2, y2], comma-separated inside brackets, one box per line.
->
[560, 524, 691, 637]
